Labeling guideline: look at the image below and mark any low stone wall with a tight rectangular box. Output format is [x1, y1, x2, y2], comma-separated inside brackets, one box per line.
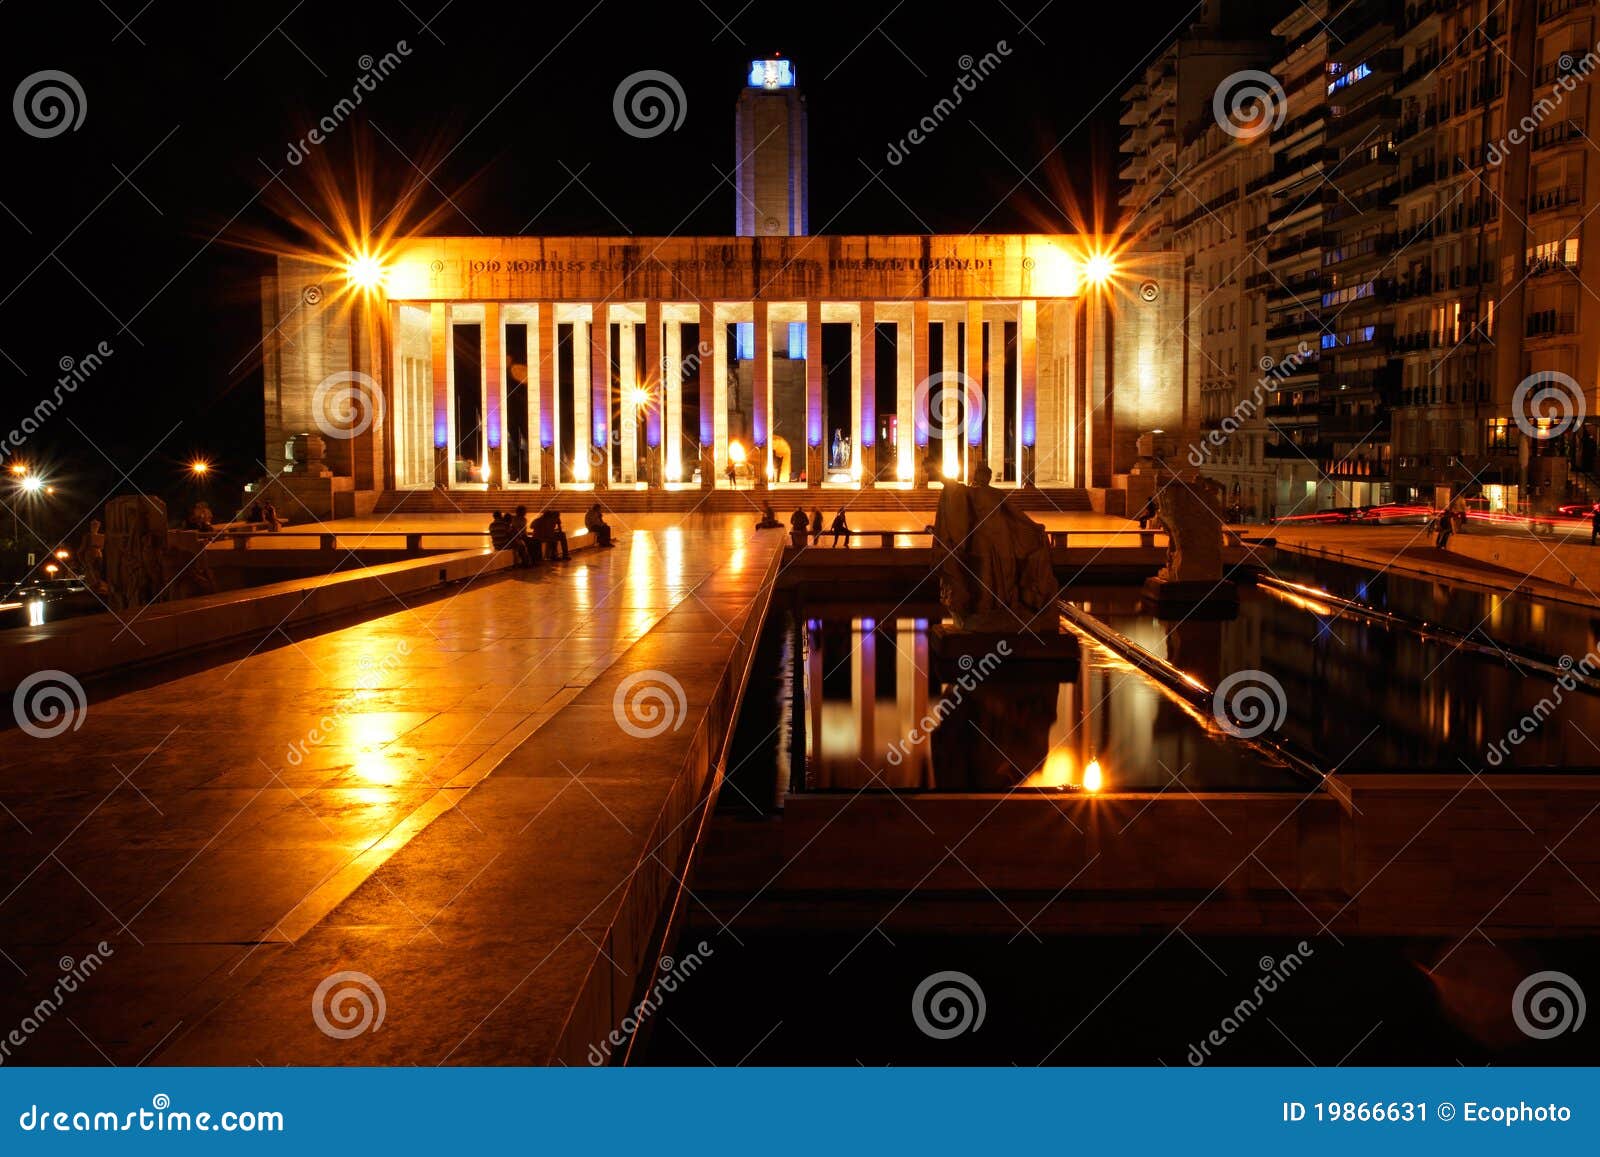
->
[1453, 531, 1600, 596]
[0, 548, 514, 693]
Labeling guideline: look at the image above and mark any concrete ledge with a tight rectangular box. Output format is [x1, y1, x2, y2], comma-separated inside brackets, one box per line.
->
[0, 547, 515, 692]
[1452, 532, 1600, 597]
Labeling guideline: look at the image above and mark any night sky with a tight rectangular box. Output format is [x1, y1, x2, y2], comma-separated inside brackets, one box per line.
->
[0, 0, 1231, 524]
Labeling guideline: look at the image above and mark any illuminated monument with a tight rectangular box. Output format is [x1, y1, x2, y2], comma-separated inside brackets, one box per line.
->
[257, 59, 1196, 516]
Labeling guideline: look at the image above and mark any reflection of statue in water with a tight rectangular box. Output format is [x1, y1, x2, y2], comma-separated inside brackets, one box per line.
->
[931, 674, 1059, 790]
[933, 463, 1059, 632]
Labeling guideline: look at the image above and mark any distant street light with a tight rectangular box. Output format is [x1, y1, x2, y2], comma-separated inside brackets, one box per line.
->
[19, 475, 42, 494]
[190, 459, 211, 476]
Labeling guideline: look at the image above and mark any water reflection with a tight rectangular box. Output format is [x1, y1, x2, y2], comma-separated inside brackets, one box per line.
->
[790, 613, 1303, 794]
[1080, 580, 1600, 773]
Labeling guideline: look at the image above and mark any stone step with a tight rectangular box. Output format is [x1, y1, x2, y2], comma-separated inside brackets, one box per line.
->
[375, 487, 1095, 515]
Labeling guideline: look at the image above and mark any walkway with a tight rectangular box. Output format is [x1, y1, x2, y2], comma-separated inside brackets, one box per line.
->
[0, 516, 782, 1065]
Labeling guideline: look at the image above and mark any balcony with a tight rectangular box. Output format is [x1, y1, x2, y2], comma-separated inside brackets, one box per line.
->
[1531, 181, 1585, 214]
[1318, 410, 1391, 439]
[1527, 308, 1578, 338]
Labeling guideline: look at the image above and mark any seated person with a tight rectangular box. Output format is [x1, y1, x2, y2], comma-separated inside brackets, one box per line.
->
[260, 500, 285, 531]
[509, 505, 534, 567]
[829, 507, 850, 546]
[531, 509, 570, 560]
[488, 510, 512, 551]
[755, 501, 781, 529]
[584, 503, 613, 548]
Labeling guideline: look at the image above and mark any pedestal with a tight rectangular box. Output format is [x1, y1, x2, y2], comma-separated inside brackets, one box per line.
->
[807, 443, 824, 487]
[540, 447, 557, 489]
[860, 444, 875, 488]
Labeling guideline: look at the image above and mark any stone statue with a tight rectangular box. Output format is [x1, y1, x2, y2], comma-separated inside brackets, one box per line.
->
[1153, 474, 1226, 583]
[932, 463, 1059, 632]
[104, 494, 168, 611]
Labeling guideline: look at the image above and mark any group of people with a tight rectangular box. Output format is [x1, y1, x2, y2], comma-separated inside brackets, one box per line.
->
[756, 501, 850, 548]
[488, 502, 615, 566]
[1432, 499, 1468, 549]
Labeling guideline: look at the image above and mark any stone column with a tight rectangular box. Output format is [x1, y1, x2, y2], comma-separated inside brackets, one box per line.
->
[482, 302, 502, 489]
[645, 300, 662, 487]
[855, 620, 875, 767]
[430, 302, 450, 488]
[941, 316, 960, 481]
[858, 301, 875, 487]
[806, 298, 823, 487]
[700, 303, 716, 489]
[1020, 299, 1038, 487]
[664, 311, 682, 484]
[965, 300, 984, 483]
[912, 300, 930, 486]
[619, 317, 637, 485]
[988, 308, 1007, 480]
[538, 303, 556, 488]
[590, 310, 609, 490]
[753, 299, 769, 489]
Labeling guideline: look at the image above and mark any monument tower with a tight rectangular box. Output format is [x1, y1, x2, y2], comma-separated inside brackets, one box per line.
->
[735, 58, 808, 236]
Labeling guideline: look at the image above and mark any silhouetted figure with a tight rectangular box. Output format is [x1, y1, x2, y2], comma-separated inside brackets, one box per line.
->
[1137, 497, 1157, 529]
[789, 508, 809, 549]
[533, 509, 569, 560]
[829, 507, 850, 546]
[186, 503, 215, 533]
[260, 500, 284, 531]
[509, 505, 534, 567]
[488, 510, 512, 551]
[584, 502, 613, 548]
[756, 501, 781, 529]
[1589, 506, 1598, 546]
[809, 507, 823, 543]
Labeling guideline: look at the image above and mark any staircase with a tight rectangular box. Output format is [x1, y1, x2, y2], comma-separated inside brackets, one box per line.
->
[376, 486, 1096, 516]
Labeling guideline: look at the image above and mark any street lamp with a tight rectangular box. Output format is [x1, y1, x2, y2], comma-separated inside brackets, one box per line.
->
[190, 459, 210, 476]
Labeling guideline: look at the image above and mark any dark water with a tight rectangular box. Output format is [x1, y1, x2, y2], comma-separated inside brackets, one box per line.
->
[635, 929, 1600, 1065]
[1078, 570, 1600, 774]
[720, 605, 1307, 808]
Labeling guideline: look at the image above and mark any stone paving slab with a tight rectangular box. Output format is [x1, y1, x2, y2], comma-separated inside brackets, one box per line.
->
[0, 516, 782, 1066]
